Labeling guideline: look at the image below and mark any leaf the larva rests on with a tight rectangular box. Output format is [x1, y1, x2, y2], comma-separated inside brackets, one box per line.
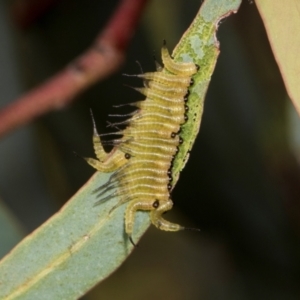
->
[0, 172, 150, 300]
[255, 0, 300, 116]
[170, 0, 242, 186]
[0, 0, 242, 299]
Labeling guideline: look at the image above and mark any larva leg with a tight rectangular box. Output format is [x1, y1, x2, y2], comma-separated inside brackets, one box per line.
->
[90, 109, 109, 162]
[124, 199, 159, 243]
[92, 133, 108, 162]
[150, 199, 184, 231]
[86, 110, 130, 172]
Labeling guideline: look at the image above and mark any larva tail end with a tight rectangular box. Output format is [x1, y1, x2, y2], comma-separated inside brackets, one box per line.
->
[89, 109, 99, 136]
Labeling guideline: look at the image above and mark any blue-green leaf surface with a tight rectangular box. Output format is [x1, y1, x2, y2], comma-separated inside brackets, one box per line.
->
[0, 0, 242, 299]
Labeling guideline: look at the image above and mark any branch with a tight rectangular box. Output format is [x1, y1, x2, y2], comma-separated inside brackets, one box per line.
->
[0, 0, 149, 138]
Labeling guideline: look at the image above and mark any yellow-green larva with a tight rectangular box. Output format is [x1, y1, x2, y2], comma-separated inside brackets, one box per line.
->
[85, 41, 198, 244]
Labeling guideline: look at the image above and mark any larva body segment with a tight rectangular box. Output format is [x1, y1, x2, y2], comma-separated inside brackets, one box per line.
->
[136, 73, 192, 88]
[134, 87, 187, 104]
[147, 81, 189, 97]
[126, 120, 181, 133]
[85, 44, 198, 243]
[129, 111, 186, 125]
[134, 100, 186, 115]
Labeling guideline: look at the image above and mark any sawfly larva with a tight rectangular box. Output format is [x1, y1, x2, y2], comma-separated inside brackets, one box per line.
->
[85, 41, 199, 245]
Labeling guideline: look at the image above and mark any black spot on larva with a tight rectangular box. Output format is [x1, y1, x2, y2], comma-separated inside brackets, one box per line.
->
[184, 95, 188, 102]
[185, 105, 189, 112]
[153, 200, 159, 208]
[167, 170, 173, 181]
[179, 137, 183, 144]
[169, 160, 174, 173]
[184, 115, 188, 121]
[186, 90, 190, 97]
[190, 78, 194, 85]
[125, 153, 131, 159]
[167, 183, 172, 190]
[171, 132, 176, 138]
[195, 64, 200, 71]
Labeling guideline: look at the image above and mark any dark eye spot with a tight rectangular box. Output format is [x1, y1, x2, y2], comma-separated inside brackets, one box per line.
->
[125, 153, 131, 159]
[167, 183, 172, 190]
[153, 200, 159, 208]
[184, 115, 188, 121]
[190, 78, 194, 85]
[171, 132, 176, 138]
[184, 95, 188, 102]
[179, 137, 183, 144]
[185, 105, 189, 111]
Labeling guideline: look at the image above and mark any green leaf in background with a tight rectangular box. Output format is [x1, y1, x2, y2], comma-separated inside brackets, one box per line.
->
[256, 0, 300, 116]
[0, 200, 24, 259]
[0, 0, 241, 299]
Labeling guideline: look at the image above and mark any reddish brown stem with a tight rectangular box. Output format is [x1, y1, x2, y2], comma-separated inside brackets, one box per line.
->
[0, 0, 149, 138]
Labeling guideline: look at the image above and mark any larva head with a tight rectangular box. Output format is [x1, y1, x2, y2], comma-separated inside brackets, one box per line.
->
[161, 41, 198, 76]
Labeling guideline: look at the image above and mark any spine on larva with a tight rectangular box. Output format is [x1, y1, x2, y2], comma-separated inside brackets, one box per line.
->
[85, 43, 198, 244]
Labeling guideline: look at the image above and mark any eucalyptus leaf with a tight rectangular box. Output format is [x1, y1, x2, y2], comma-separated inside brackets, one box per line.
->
[0, 172, 150, 300]
[256, 0, 300, 116]
[0, 0, 241, 299]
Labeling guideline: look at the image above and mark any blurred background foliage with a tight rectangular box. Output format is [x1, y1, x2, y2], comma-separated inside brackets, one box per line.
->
[0, 0, 300, 299]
